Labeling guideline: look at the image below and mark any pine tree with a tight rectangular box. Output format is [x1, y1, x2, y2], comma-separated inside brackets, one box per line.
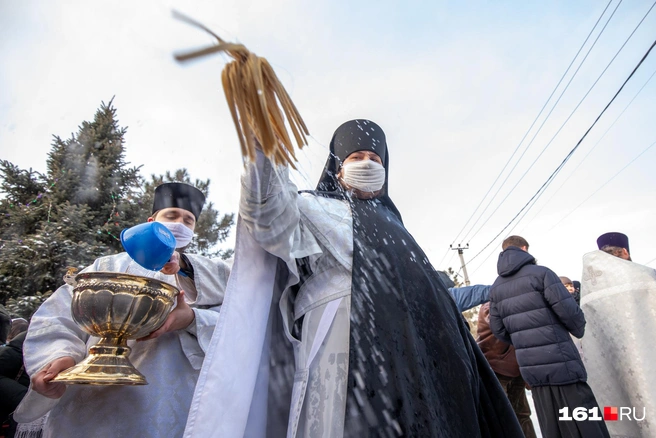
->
[0, 100, 235, 318]
[0, 100, 143, 310]
[46, 98, 143, 252]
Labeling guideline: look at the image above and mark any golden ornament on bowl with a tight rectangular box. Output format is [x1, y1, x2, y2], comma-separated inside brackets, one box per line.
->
[52, 271, 179, 385]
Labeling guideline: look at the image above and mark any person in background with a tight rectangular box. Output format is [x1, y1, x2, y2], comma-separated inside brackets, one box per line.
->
[477, 302, 537, 438]
[489, 235, 609, 438]
[1, 321, 30, 437]
[572, 280, 581, 306]
[15, 183, 230, 438]
[597, 231, 631, 261]
[448, 284, 490, 312]
[5, 320, 28, 344]
[559, 276, 580, 305]
[0, 306, 10, 346]
[579, 232, 656, 438]
[560, 276, 584, 360]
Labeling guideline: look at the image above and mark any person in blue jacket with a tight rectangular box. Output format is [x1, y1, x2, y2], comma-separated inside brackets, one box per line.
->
[489, 235, 609, 438]
[448, 284, 490, 312]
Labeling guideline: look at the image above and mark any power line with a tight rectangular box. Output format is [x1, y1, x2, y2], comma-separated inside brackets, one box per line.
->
[464, 0, 655, 244]
[463, 0, 622, 244]
[466, 36, 656, 270]
[469, 139, 656, 276]
[446, 0, 615, 249]
[516, 66, 656, 234]
[547, 139, 656, 232]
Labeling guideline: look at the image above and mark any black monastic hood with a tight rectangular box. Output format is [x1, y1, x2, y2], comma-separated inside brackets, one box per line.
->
[316, 119, 402, 222]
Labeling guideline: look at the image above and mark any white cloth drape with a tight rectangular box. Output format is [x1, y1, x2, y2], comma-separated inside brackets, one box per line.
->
[580, 251, 656, 438]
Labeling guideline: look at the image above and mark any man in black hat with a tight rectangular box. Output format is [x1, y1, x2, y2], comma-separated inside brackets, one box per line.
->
[186, 120, 523, 437]
[16, 182, 230, 438]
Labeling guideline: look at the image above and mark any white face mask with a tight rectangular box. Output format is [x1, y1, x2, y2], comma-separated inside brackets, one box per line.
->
[161, 221, 194, 248]
[341, 160, 386, 192]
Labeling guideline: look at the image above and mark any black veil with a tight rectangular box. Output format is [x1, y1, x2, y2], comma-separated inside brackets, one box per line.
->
[314, 119, 403, 222]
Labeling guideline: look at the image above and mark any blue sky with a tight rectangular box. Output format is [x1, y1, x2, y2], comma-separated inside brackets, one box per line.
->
[1, 0, 655, 284]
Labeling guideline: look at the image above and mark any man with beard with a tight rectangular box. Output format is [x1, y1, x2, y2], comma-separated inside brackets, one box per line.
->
[185, 120, 522, 437]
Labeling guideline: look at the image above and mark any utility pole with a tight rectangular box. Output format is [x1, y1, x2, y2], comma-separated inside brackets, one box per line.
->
[450, 244, 471, 286]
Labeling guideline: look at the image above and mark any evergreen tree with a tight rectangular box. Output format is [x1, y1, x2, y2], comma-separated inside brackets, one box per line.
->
[0, 100, 235, 318]
[0, 100, 143, 309]
[46, 98, 143, 252]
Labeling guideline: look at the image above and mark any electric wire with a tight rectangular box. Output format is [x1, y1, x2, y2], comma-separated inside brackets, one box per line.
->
[446, 0, 613, 248]
[436, 0, 615, 269]
[516, 66, 656, 234]
[468, 137, 655, 276]
[466, 36, 656, 274]
[459, 0, 623, 245]
[464, 0, 655, 245]
[547, 139, 656, 232]
[471, 137, 656, 277]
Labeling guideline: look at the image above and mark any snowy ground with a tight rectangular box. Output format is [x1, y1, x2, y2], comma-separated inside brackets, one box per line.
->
[526, 390, 543, 438]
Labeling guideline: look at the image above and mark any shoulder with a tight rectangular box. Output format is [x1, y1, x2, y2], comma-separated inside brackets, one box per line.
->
[187, 254, 232, 273]
[298, 193, 351, 224]
[526, 264, 553, 280]
[85, 252, 131, 271]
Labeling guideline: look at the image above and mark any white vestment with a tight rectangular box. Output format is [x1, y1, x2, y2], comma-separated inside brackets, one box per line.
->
[14, 252, 229, 438]
[184, 152, 353, 438]
[185, 150, 522, 438]
[580, 250, 656, 438]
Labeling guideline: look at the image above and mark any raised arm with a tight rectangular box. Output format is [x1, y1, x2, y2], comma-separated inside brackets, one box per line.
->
[240, 149, 304, 262]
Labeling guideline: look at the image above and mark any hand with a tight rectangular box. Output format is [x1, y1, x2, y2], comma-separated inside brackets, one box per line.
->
[160, 251, 181, 275]
[31, 356, 76, 399]
[138, 291, 195, 341]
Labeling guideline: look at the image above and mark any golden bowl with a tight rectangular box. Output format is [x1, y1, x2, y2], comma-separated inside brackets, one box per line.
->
[52, 271, 179, 385]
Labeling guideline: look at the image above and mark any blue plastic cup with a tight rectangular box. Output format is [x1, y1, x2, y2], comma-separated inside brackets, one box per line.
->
[120, 222, 176, 271]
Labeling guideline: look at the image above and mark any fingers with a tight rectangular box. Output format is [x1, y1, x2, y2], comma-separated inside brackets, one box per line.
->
[177, 290, 188, 306]
[160, 251, 181, 275]
[137, 320, 170, 342]
[32, 357, 75, 399]
[137, 291, 195, 341]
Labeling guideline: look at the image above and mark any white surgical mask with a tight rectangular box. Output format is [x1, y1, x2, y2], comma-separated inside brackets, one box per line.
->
[161, 221, 194, 248]
[341, 160, 386, 192]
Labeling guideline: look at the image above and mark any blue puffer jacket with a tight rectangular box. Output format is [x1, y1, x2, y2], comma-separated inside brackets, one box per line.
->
[489, 246, 586, 387]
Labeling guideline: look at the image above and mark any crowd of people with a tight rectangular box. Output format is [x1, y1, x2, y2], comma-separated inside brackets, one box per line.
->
[1, 119, 653, 438]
